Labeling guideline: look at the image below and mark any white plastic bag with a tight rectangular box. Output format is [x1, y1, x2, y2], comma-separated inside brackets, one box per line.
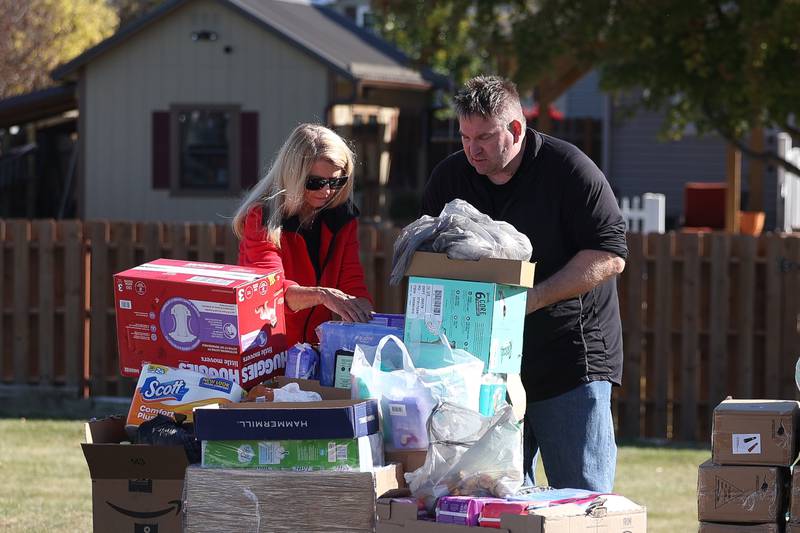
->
[350, 334, 484, 451]
[405, 401, 524, 511]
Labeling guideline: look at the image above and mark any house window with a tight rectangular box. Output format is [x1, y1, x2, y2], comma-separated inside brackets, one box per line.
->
[170, 105, 240, 195]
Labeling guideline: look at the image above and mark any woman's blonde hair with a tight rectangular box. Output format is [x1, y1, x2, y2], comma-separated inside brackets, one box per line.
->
[232, 123, 355, 246]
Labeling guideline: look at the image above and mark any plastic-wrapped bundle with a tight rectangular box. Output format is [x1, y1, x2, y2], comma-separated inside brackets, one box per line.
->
[404, 402, 523, 512]
[390, 199, 533, 285]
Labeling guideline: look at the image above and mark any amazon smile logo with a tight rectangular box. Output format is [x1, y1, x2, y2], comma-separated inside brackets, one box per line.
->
[105, 499, 182, 519]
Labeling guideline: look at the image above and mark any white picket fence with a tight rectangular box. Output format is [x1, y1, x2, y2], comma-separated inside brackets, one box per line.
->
[777, 132, 800, 232]
[619, 193, 666, 234]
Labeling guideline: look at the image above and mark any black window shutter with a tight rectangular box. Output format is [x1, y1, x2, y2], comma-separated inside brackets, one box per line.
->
[240, 111, 259, 190]
[152, 111, 170, 189]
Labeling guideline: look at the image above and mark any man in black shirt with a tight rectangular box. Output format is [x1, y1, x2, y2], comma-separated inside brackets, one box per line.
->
[421, 76, 627, 492]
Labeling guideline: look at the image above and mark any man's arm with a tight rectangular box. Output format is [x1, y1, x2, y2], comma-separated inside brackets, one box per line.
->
[526, 250, 625, 314]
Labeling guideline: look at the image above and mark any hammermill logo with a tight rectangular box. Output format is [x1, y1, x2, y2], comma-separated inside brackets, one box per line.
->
[715, 476, 744, 508]
[475, 292, 488, 316]
[236, 420, 309, 429]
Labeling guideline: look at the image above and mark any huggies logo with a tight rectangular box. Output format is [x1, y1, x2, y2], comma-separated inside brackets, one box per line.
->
[140, 377, 189, 402]
[475, 292, 488, 316]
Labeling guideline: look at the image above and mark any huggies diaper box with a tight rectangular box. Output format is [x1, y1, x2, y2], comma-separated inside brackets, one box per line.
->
[114, 259, 287, 388]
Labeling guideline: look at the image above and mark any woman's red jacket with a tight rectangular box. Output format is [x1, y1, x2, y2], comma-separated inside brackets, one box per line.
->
[238, 200, 372, 346]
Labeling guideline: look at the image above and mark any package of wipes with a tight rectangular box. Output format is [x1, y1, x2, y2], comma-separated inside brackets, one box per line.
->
[126, 364, 244, 432]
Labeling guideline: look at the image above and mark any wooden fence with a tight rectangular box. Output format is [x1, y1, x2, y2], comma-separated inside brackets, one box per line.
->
[1, 219, 799, 442]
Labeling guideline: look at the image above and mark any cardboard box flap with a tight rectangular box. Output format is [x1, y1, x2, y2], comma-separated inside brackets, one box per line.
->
[85, 416, 129, 444]
[82, 442, 189, 479]
[272, 376, 351, 400]
[407, 252, 535, 288]
[222, 399, 369, 409]
[715, 399, 800, 415]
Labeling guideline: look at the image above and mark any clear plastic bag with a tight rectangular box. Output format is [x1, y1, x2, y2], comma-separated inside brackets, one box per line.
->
[389, 199, 533, 285]
[350, 335, 484, 451]
[405, 402, 524, 511]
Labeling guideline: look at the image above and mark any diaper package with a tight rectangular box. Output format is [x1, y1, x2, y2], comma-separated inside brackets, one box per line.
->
[126, 364, 244, 432]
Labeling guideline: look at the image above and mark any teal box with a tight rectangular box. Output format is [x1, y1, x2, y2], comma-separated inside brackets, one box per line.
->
[403, 276, 527, 374]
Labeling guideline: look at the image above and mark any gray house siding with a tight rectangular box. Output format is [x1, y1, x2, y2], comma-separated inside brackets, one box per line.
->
[607, 100, 728, 227]
[83, 0, 331, 222]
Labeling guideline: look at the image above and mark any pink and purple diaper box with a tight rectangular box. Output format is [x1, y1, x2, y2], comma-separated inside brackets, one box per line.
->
[113, 259, 287, 388]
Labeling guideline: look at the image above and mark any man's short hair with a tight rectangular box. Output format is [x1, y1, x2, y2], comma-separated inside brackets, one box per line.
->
[453, 75, 525, 128]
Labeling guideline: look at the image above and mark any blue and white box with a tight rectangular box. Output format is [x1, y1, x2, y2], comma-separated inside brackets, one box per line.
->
[403, 276, 527, 374]
[193, 398, 379, 441]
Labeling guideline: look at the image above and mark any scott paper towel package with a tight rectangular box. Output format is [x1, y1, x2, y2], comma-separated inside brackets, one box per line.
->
[126, 364, 244, 432]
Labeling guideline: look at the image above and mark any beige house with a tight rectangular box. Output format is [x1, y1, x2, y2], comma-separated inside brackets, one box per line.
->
[52, 0, 445, 222]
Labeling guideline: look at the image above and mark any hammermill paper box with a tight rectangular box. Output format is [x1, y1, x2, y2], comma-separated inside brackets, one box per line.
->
[697, 460, 788, 523]
[114, 259, 288, 388]
[712, 399, 800, 466]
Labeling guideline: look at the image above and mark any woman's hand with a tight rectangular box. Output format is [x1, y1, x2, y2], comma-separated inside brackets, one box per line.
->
[318, 288, 373, 322]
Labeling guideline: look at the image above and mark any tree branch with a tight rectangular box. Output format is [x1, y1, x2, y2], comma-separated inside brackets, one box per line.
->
[717, 129, 800, 176]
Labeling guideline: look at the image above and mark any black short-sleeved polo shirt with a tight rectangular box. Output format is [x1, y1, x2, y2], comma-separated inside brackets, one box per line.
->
[422, 128, 628, 401]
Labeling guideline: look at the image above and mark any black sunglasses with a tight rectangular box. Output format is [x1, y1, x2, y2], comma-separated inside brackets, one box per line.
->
[305, 175, 349, 191]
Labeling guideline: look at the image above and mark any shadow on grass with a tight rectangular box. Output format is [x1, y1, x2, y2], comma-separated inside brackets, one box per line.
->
[617, 437, 710, 451]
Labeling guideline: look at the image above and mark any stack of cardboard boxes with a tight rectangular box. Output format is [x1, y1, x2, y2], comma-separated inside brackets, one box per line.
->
[184, 377, 403, 532]
[698, 399, 800, 532]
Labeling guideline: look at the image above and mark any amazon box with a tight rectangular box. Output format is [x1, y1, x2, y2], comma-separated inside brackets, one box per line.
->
[82, 416, 189, 533]
[712, 399, 800, 466]
[697, 460, 788, 523]
[114, 259, 288, 388]
[699, 523, 783, 533]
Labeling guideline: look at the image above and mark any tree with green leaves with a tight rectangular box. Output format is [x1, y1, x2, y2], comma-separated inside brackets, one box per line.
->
[0, 0, 119, 99]
[511, 0, 800, 175]
[370, 1, 525, 87]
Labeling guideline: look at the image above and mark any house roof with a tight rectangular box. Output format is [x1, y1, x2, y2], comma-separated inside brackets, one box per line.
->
[52, 0, 448, 90]
[0, 84, 76, 129]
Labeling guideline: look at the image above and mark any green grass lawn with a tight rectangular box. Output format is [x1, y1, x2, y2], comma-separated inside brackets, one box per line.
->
[0, 417, 708, 532]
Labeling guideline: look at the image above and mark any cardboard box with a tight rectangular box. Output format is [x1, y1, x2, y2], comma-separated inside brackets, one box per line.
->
[183, 463, 403, 532]
[712, 399, 800, 466]
[407, 252, 535, 288]
[271, 375, 352, 399]
[793, 466, 800, 521]
[200, 432, 383, 471]
[376, 497, 647, 533]
[404, 276, 528, 374]
[385, 449, 427, 474]
[193, 398, 379, 440]
[697, 460, 788, 523]
[82, 416, 189, 533]
[114, 259, 288, 388]
[699, 523, 783, 532]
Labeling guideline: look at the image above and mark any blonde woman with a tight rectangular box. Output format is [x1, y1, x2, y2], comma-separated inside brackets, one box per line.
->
[233, 123, 373, 346]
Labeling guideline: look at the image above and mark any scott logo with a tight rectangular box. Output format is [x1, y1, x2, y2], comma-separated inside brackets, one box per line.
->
[475, 292, 488, 316]
[140, 377, 189, 402]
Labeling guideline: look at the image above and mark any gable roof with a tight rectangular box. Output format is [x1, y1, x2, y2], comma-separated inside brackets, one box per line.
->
[52, 0, 448, 90]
